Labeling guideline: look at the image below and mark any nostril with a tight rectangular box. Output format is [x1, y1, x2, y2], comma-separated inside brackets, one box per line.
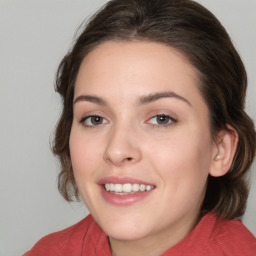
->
[126, 157, 133, 161]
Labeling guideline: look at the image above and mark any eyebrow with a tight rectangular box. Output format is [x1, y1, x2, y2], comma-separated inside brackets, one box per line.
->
[139, 91, 192, 106]
[73, 91, 191, 107]
[73, 95, 107, 105]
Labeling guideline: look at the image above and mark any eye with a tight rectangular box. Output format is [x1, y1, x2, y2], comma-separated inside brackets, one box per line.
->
[80, 115, 108, 126]
[147, 114, 177, 126]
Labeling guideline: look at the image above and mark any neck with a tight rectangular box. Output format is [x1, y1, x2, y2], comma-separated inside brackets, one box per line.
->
[109, 211, 200, 256]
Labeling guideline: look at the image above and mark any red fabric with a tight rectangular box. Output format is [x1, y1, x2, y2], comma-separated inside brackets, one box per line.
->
[24, 213, 256, 256]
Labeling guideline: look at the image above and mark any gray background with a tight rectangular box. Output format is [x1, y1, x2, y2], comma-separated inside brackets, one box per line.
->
[0, 0, 255, 255]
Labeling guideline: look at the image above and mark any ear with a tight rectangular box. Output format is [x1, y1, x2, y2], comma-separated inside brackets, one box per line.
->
[209, 124, 239, 177]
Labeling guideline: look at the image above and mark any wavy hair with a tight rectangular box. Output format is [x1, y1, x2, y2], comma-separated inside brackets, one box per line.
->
[53, 0, 255, 219]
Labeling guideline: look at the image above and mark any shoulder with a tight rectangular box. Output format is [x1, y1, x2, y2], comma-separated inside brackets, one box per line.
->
[24, 214, 100, 256]
[209, 214, 256, 256]
[153, 213, 256, 256]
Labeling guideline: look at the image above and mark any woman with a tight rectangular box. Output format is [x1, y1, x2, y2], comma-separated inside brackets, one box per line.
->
[24, 0, 256, 255]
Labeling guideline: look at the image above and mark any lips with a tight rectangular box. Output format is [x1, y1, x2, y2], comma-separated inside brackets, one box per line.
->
[98, 176, 156, 206]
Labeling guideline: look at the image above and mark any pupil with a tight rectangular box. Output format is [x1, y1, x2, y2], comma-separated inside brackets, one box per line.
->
[92, 116, 102, 125]
[157, 115, 169, 124]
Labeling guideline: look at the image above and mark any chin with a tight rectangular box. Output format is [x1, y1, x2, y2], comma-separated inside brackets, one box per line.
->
[98, 214, 151, 241]
[106, 226, 149, 241]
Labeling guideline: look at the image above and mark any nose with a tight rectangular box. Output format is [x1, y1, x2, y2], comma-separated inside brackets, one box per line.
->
[103, 124, 142, 166]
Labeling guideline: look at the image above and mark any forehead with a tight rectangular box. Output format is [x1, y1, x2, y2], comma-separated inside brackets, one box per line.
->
[74, 40, 205, 107]
[78, 40, 197, 75]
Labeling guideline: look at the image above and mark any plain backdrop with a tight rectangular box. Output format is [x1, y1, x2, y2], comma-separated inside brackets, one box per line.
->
[0, 0, 255, 255]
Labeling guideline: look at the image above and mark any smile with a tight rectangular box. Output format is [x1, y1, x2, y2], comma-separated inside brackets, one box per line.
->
[104, 183, 155, 194]
[99, 177, 156, 206]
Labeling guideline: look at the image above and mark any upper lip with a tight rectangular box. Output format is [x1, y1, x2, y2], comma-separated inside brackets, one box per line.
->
[97, 176, 155, 186]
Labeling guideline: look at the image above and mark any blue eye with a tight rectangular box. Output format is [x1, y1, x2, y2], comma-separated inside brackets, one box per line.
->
[80, 115, 108, 126]
[148, 114, 177, 126]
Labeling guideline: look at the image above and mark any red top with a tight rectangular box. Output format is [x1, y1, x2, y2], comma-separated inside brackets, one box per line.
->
[24, 213, 256, 256]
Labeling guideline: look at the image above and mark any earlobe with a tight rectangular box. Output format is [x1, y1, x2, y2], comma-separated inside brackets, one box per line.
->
[209, 125, 239, 177]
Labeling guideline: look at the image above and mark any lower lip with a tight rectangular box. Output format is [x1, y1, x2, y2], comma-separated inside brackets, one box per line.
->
[100, 186, 154, 206]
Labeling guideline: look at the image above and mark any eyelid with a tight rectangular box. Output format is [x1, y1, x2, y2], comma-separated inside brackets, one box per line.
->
[145, 112, 178, 127]
[146, 109, 178, 121]
[77, 109, 107, 121]
[79, 113, 109, 127]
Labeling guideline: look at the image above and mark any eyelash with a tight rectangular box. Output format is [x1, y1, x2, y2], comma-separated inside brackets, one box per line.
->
[146, 114, 177, 128]
[80, 115, 108, 127]
[79, 114, 177, 128]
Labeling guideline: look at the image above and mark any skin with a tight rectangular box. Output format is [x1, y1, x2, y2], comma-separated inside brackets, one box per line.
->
[69, 41, 232, 256]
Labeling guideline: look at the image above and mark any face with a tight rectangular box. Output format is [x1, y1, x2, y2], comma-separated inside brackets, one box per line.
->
[70, 41, 217, 244]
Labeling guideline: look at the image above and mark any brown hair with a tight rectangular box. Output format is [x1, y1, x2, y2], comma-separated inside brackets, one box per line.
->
[53, 0, 256, 219]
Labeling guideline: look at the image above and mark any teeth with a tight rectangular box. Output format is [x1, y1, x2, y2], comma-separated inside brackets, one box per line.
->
[115, 184, 122, 192]
[146, 185, 152, 191]
[123, 183, 132, 193]
[132, 184, 140, 192]
[140, 184, 146, 191]
[105, 183, 110, 191]
[104, 183, 154, 193]
[110, 184, 115, 191]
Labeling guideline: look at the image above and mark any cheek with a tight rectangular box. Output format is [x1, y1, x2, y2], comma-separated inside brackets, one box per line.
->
[69, 127, 101, 177]
[69, 127, 105, 207]
[147, 130, 212, 187]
